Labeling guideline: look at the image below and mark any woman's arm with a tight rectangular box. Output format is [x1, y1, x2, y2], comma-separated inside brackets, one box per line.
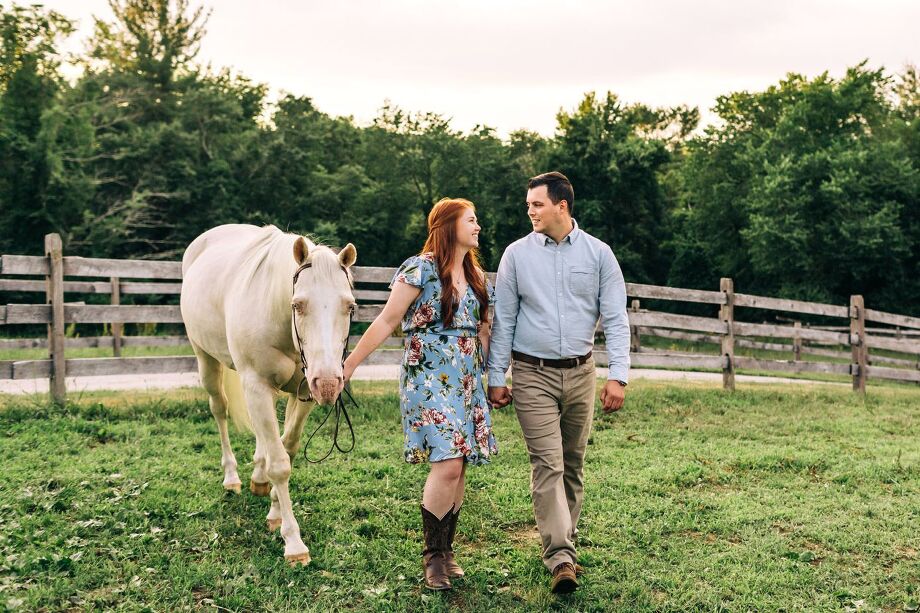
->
[478, 318, 491, 366]
[343, 281, 421, 381]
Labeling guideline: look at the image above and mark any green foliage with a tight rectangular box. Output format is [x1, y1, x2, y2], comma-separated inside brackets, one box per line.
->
[673, 64, 920, 312]
[1, 1, 918, 315]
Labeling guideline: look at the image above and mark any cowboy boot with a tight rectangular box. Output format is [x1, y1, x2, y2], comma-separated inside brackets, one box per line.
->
[420, 505, 452, 590]
[444, 505, 464, 578]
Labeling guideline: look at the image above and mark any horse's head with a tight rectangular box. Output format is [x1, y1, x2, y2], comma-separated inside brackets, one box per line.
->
[290, 237, 357, 405]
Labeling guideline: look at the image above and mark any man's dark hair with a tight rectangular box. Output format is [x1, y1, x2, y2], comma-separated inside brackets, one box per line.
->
[528, 171, 575, 215]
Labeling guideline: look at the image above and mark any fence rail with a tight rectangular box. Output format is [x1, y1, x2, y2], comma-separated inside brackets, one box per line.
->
[3, 234, 919, 403]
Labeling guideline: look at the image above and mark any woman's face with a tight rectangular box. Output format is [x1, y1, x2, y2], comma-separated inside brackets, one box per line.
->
[455, 209, 481, 250]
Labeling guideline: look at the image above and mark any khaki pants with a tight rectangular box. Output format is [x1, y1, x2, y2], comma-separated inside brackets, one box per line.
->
[512, 358, 596, 571]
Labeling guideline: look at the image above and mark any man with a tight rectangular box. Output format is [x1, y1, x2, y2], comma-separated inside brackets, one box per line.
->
[487, 171, 630, 594]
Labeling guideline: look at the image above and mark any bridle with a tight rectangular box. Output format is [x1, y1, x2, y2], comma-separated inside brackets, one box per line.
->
[291, 261, 358, 464]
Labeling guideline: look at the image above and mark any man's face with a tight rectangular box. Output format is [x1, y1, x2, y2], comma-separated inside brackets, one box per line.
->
[526, 185, 567, 235]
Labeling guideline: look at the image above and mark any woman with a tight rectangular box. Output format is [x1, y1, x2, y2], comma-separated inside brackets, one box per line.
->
[343, 197, 497, 590]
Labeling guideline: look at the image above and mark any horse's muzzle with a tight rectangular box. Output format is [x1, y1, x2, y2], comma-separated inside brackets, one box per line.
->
[311, 377, 343, 405]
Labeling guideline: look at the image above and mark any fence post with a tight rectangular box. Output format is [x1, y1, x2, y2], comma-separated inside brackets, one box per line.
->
[850, 295, 867, 393]
[44, 233, 66, 404]
[793, 321, 802, 362]
[111, 276, 122, 357]
[720, 277, 735, 391]
[629, 299, 641, 353]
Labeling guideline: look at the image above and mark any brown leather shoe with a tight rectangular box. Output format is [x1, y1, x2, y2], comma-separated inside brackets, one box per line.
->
[444, 506, 464, 578]
[551, 562, 579, 594]
[574, 563, 584, 577]
[420, 506, 452, 590]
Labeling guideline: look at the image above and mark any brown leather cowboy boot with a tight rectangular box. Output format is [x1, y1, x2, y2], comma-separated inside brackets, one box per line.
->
[420, 505, 452, 590]
[444, 504, 464, 578]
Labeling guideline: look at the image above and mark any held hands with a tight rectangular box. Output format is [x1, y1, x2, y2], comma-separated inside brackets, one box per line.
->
[600, 380, 626, 413]
[488, 385, 513, 409]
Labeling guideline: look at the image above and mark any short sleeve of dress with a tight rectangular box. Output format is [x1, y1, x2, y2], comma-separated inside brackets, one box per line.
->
[390, 255, 434, 289]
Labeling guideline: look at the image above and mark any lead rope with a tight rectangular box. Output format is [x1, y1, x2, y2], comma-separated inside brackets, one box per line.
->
[290, 261, 359, 464]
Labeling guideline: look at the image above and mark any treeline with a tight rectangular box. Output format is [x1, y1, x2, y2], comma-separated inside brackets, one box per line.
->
[1, 2, 918, 315]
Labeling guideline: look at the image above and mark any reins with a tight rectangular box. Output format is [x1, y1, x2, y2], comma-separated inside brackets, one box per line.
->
[291, 261, 358, 464]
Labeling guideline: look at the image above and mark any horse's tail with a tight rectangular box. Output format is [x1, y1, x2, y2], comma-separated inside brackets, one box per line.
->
[222, 368, 253, 433]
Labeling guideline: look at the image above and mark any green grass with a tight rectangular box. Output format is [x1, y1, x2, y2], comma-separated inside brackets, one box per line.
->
[1, 381, 918, 611]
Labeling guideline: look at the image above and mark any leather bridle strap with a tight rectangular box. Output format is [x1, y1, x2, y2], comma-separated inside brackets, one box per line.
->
[291, 260, 358, 463]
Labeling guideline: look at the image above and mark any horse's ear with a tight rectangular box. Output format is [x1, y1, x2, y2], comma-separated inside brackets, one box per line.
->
[338, 243, 357, 268]
[293, 237, 309, 265]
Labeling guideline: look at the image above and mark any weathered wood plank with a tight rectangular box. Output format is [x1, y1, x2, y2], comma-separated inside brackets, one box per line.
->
[62, 257, 182, 279]
[122, 282, 182, 295]
[732, 321, 849, 344]
[866, 365, 920, 383]
[626, 283, 725, 304]
[354, 304, 384, 322]
[352, 266, 397, 284]
[66, 356, 198, 376]
[865, 335, 920, 354]
[864, 309, 920, 330]
[0, 335, 191, 350]
[10, 356, 199, 378]
[348, 335, 403, 349]
[733, 293, 848, 318]
[0, 360, 12, 379]
[629, 311, 728, 334]
[0, 305, 6, 324]
[353, 289, 392, 302]
[868, 354, 919, 368]
[11, 359, 50, 378]
[629, 352, 726, 370]
[362, 351, 404, 365]
[0, 254, 47, 275]
[1, 279, 110, 293]
[66, 305, 184, 324]
[732, 356, 851, 375]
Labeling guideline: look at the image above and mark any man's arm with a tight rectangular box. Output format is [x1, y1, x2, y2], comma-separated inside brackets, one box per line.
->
[487, 248, 518, 388]
[598, 245, 630, 411]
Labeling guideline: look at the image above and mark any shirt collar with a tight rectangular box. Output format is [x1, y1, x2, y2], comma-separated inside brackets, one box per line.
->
[537, 219, 581, 246]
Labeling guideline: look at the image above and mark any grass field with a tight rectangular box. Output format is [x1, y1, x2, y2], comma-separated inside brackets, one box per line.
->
[1, 381, 918, 611]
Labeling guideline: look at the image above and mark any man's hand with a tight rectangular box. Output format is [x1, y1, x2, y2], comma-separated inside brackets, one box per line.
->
[488, 385, 513, 409]
[600, 380, 626, 413]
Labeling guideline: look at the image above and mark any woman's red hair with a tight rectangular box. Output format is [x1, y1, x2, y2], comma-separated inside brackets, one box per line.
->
[422, 198, 489, 328]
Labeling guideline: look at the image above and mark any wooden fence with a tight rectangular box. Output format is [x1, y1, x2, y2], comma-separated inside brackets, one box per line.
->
[2, 233, 919, 404]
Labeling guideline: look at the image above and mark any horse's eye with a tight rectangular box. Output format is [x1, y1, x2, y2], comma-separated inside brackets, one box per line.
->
[292, 300, 307, 315]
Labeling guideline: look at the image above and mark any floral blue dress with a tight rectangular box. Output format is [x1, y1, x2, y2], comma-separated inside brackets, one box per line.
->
[391, 253, 498, 465]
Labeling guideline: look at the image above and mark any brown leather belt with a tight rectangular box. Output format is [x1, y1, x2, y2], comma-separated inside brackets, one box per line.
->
[512, 351, 592, 369]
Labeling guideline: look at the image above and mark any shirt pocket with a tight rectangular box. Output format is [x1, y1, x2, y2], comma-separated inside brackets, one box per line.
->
[569, 266, 598, 296]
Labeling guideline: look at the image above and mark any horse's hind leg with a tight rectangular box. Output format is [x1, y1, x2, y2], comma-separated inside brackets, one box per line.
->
[242, 372, 310, 566]
[194, 346, 242, 494]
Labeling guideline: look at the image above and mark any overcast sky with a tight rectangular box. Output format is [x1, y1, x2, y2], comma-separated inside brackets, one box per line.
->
[42, 0, 920, 136]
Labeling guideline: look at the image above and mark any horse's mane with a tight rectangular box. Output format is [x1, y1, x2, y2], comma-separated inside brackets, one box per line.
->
[237, 225, 351, 323]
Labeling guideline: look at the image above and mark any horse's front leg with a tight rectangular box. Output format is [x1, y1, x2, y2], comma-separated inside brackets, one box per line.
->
[281, 394, 315, 461]
[242, 372, 310, 566]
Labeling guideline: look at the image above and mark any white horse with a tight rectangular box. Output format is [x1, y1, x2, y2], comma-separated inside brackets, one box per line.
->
[180, 224, 357, 566]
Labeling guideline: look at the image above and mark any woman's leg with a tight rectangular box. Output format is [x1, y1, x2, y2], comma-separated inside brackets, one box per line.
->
[452, 461, 466, 509]
[420, 457, 464, 589]
[423, 457, 464, 518]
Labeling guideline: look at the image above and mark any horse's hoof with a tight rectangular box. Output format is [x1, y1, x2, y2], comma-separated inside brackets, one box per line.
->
[285, 551, 311, 567]
[250, 480, 271, 496]
[224, 481, 242, 494]
[267, 518, 282, 532]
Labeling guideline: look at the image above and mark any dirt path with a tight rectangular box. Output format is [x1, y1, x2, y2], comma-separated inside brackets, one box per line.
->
[0, 366, 844, 395]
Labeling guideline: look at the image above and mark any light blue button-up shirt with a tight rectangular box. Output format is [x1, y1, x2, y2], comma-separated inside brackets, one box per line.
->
[487, 220, 630, 386]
